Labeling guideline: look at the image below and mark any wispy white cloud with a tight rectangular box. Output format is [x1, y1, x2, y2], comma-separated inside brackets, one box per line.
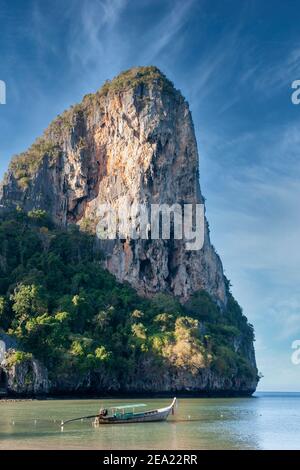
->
[182, 3, 258, 106]
[252, 47, 300, 95]
[269, 299, 300, 339]
[187, 29, 243, 102]
[137, 0, 196, 65]
[67, 0, 128, 71]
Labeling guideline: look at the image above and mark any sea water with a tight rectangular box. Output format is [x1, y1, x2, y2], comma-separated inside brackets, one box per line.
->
[0, 392, 299, 450]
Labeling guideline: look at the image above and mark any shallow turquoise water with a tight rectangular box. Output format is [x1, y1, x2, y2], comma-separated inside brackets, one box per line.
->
[0, 393, 299, 449]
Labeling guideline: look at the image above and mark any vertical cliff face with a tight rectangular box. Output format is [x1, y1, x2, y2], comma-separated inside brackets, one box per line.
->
[0, 67, 226, 305]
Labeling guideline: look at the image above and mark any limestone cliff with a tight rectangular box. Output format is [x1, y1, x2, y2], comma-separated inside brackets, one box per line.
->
[0, 67, 258, 396]
[0, 67, 225, 305]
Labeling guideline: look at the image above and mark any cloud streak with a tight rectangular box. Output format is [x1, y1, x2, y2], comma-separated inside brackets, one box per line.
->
[136, 0, 196, 65]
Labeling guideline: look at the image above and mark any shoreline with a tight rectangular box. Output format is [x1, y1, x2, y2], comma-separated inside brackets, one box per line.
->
[0, 390, 256, 401]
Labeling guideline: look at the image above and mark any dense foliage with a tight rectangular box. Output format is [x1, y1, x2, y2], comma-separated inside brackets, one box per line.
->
[0, 209, 257, 382]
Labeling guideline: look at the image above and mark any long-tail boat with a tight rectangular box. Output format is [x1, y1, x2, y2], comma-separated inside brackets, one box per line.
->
[61, 397, 177, 427]
[94, 397, 177, 425]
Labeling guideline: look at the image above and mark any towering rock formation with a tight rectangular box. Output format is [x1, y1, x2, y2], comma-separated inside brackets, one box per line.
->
[0, 67, 225, 305]
[0, 67, 258, 396]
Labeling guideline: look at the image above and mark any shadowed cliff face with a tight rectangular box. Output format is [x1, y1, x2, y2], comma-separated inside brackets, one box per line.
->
[0, 67, 226, 305]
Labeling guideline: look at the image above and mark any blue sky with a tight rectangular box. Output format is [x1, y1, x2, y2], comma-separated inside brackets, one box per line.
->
[0, 0, 300, 391]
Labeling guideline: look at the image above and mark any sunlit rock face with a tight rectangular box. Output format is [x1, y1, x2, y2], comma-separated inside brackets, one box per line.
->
[0, 67, 226, 305]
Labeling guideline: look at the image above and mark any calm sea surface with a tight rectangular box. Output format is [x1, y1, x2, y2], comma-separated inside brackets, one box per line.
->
[0, 392, 299, 449]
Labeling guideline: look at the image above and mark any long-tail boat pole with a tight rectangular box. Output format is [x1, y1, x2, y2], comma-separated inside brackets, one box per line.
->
[61, 414, 99, 427]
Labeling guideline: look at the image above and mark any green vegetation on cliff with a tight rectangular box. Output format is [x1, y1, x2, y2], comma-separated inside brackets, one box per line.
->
[0, 209, 257, 385]
[8, 138, 60, 189]
[96, 66, 176, 96]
